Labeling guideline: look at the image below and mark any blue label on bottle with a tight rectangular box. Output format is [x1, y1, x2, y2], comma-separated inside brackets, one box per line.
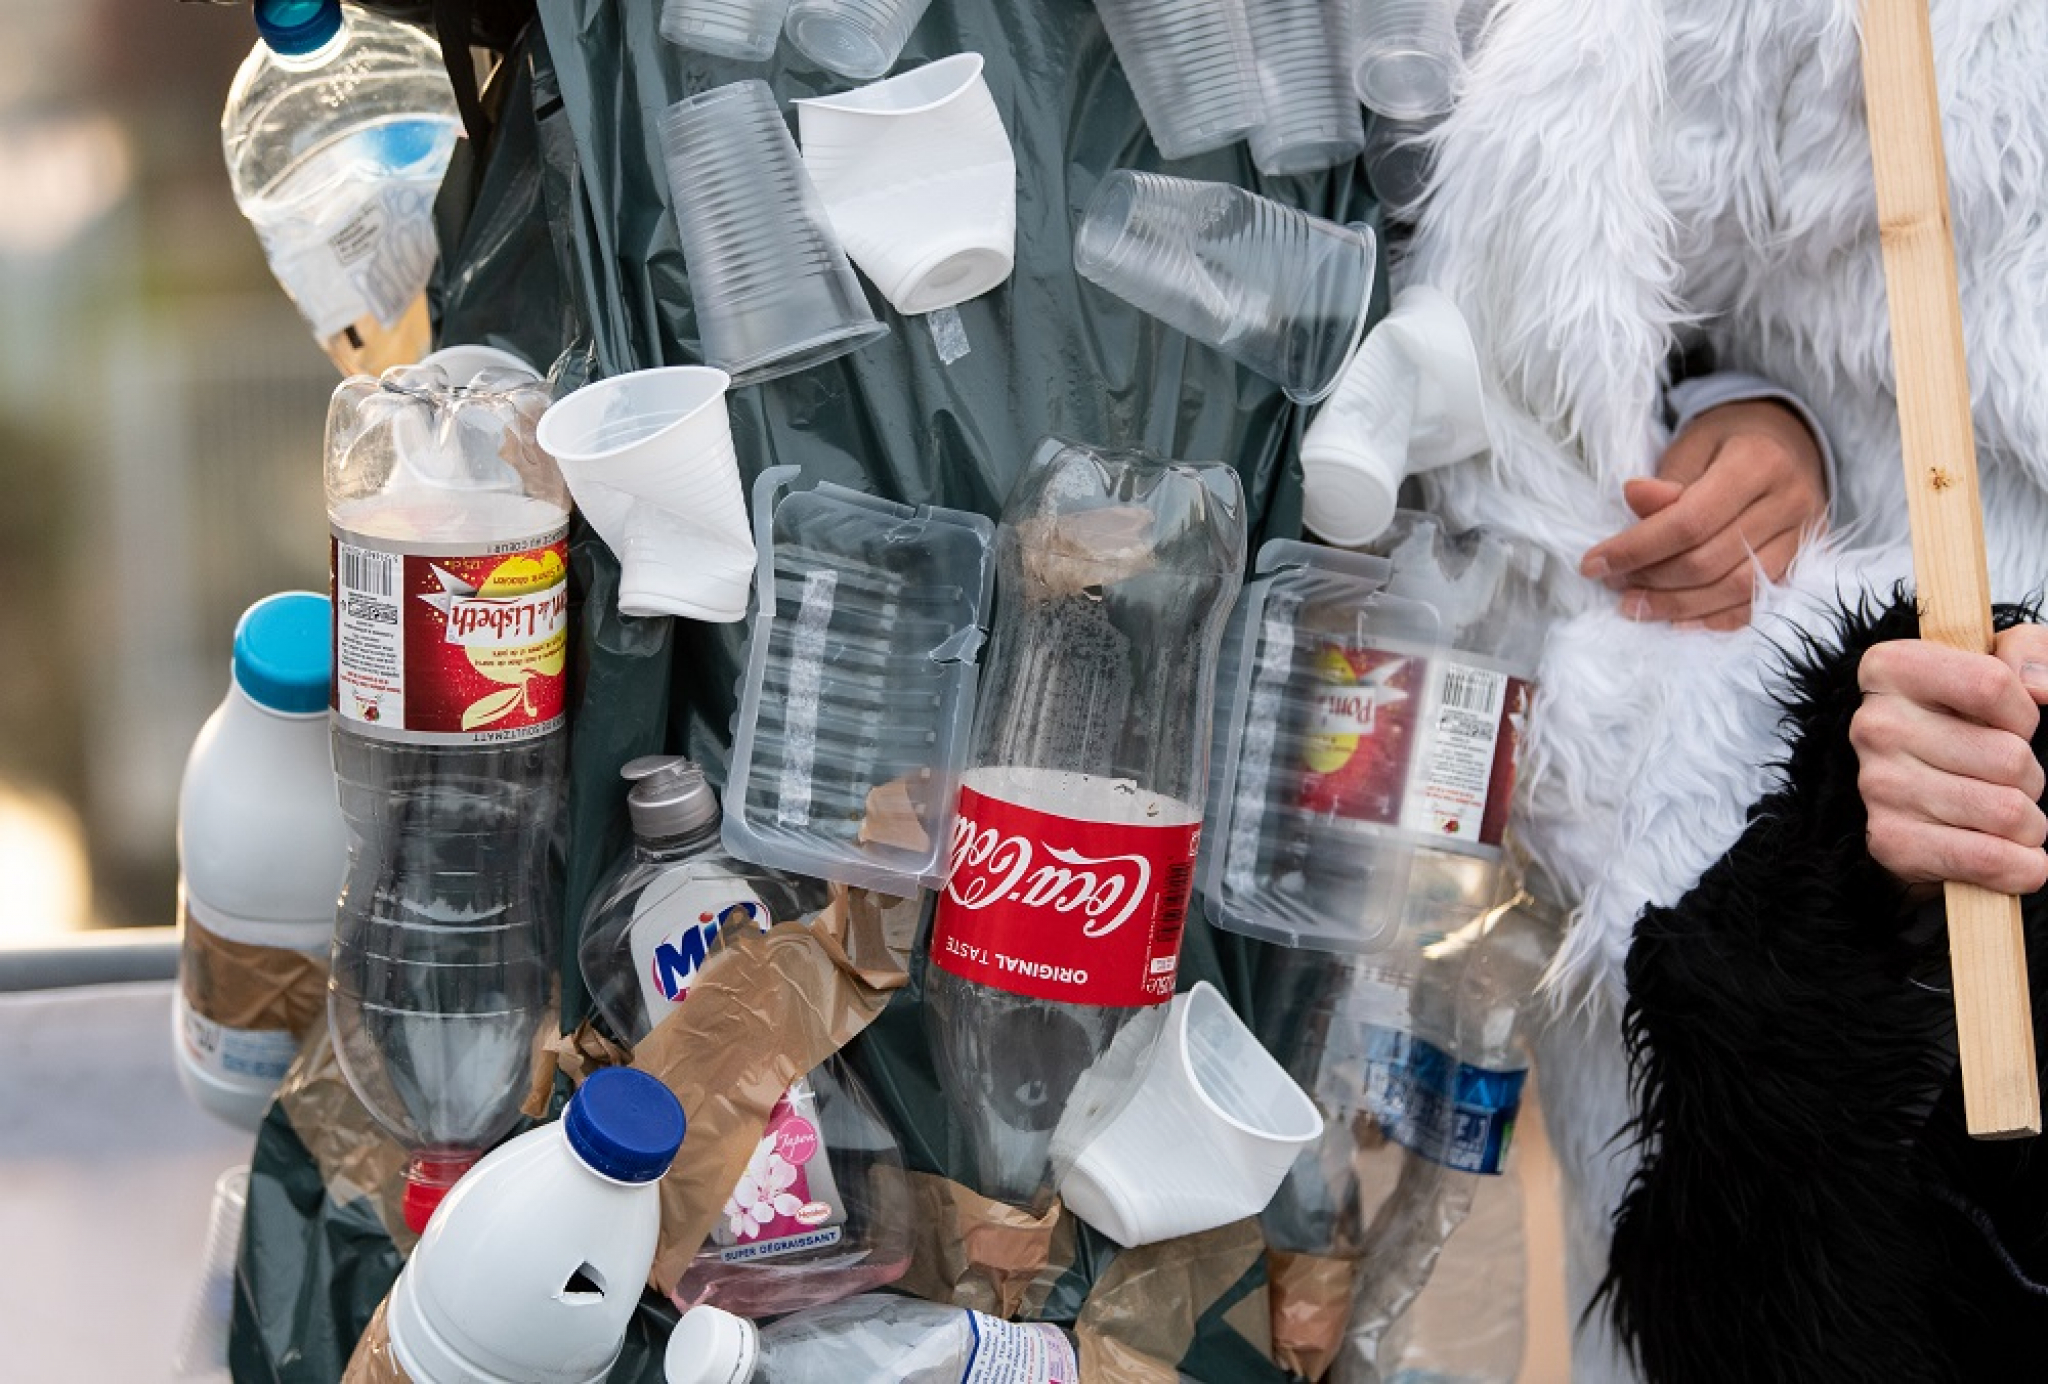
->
[1360, 1027, 1525, 1175]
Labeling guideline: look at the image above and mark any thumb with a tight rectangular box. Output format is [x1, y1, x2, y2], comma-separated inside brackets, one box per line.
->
[1993, 623, 2048, 706]
[1623, 476, 1686, 520]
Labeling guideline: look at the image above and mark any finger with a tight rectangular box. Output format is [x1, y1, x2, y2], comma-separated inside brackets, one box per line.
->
[1622, 476, 1686, 521]
[1993, 624, 2048, 706]
[1859, 642, 2042, 740]
[1852, 694, 2047, 801]
[1652, 421, 1724, 489]
[1859, 744, 2048, 843]
[1863, 816, 2048, 896]
[1582, 458, 1775, 579]
[1619, 567, 1759, 623]
[1617, 506, 1802, 592]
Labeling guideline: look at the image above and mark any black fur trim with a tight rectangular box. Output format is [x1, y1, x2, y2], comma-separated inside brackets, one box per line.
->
[1603, 593, 2048, 1384]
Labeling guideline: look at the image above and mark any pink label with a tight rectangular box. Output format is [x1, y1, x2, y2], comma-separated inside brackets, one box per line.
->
[721, 1093, 826, 1246]
[331, 529, 569, 744]
[931, 785, 1201, 1007]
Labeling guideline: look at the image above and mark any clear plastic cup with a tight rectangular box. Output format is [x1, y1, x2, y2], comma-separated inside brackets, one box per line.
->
[1247, 0, 1364, 177]
[659, 81, 889, 385]
[661, 0, 794, 62]
[1093, 0, 1265, 160]
[536, 365, 757, 622]
[1353, 0, 1463, 121]
[1073, 170, 1376, 404]
[783, 0, 933, 81]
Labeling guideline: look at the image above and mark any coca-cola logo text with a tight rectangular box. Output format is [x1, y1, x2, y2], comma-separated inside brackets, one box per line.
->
[944, 811, 1153, 939]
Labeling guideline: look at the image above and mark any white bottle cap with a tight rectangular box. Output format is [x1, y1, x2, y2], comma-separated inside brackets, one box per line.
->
[665, 1306, 760, 1384]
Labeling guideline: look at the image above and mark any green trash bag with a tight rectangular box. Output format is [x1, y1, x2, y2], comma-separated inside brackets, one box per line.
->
[232, 3, 1385, 1379]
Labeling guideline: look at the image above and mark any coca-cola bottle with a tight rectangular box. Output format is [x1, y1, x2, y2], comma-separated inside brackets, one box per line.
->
[924, 437, 1247, 1210]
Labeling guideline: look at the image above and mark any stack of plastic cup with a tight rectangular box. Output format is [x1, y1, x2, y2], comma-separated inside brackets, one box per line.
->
[660, 81, 888, 385]
[1247, 0, 1364, 176]
[1093, 0, 1265, 161]
[1353, 0, 1463, 120]
[1073, 170, 1376, 405]
[660, 0, 794, 62]
[535, 366, 757, 622]
[784, 0, 933, 80]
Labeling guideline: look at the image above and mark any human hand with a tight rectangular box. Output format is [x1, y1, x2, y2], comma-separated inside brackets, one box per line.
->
[1852, 625, 2048, 896]
[1579, 399, 1829, 631]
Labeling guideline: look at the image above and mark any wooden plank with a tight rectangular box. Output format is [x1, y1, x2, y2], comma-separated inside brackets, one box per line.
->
[1859, 0, 2039, 1137]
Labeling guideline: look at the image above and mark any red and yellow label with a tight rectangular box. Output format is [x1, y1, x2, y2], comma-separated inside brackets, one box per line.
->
[331, 528, 569, 744]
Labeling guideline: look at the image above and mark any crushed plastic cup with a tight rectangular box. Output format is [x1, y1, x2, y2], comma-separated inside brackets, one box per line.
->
[1353, 0, 1463, 121]
[794, 54, 1016, 315]
[1053, 982, 1323, 1247]
[536, 365, 757, 622]
[661, 0, 794, 62]
[1247, 0, 1364, 177]
[172, 1166, 250, 1381]
[783, 0, 933, 80]
[1302, 286, 1488, 547]
[1093, 0, 1265, 160]
[1073, 169, 1375, 404]
[660, 81, 888, 385]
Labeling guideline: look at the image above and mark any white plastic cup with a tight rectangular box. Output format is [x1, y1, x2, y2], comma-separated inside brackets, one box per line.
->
[1055, 982, 1324, 1247]
[1301, 285, 1487, 546]
[172, 1167, 251, 1381]
[1093, 0, 1265, 160]
[1247, 0, 1364, 177]
[1353, 0, 1463, 120]
[660, 81, 889, 385]
[794, 53, 1016, 315]
[1073, 169, 1376, 404]
[535, 366, 758, 622]
[661, 0, 794, 62]
[784, 0, 934, 80]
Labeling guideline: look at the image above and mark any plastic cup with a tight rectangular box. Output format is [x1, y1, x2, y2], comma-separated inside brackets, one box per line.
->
[1055, 982, 1324, 1247]
[1247, 0, 1364, 177]
[1093, 0, 1265, 160]
[172, 1166, 250, 1380]
[794, 53, 1016, 315]
[535, 365, 758, 622]
[660, 0, 794, 62]
[784, 0, 934, 80]
[1353, 0, 1462, 120]
[1073, 169, 1376, 404]
[659, 81, 889, 385]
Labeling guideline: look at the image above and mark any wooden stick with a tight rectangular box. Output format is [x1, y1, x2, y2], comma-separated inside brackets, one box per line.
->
[1860, 0, 2040, 1138]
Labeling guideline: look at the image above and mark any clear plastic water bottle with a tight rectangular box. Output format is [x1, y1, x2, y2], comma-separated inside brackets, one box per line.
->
[923, 438, 1247, 1210]
[325, 364, 571, 1233]
[175, 593, 348, 1130]
[666, 1294, 1081, 1384]
[222, 0, 460, 376]
[576, 756, 912, 1317]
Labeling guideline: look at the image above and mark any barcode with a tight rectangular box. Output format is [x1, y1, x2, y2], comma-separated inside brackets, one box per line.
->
[1155, 862, 1194, 956]
[1440, 666, 1501, 716]
[342, 547, 395, 599]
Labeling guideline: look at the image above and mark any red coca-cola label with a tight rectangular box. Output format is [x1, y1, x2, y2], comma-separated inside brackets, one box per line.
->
[930, 781, 1201, 1007]
[331, 527, 570, 745]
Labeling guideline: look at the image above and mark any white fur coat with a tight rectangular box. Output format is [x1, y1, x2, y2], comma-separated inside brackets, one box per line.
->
[1399, 0, 2048, 1374]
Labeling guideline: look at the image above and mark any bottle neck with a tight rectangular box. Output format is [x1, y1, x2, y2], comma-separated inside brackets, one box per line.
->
[264, 14, 350, 72]
[636, 820, 722, 863]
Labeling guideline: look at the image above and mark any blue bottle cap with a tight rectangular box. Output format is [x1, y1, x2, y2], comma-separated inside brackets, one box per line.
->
[233, 592, 331, 715]
[564, 1068, 687, 1184]
[255, 0, 343, 57]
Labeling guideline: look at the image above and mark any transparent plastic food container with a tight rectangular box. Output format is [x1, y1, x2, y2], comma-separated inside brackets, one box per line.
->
[722, 466, 995, 896]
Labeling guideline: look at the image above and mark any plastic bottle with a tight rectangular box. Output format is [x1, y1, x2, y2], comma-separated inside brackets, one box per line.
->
[222, 0, 460, 376]
[577, 756, 911, 1316]
[665, 1294, 1081, 1384]
[923, 438, 1247, 1210]
[175, 592, 348, 1130]
[382, 1067, 687, 1384]
[325, 365, 571, 1232]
